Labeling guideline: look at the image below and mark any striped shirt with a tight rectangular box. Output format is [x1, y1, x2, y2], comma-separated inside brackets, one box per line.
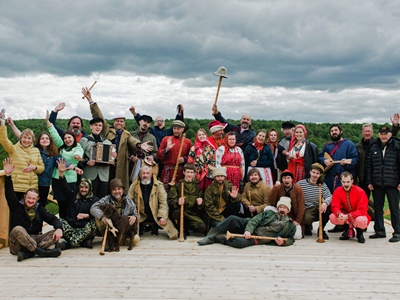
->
[297, 179, 332, 208]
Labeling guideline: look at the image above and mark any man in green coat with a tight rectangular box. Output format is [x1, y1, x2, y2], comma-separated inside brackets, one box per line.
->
[204, 167, 243, 227]
[198, 196, 296, 248]
[168, 164, 208, 237]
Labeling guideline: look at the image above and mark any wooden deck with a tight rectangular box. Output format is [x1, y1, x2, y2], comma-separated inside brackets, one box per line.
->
[1, 221, 399, 299]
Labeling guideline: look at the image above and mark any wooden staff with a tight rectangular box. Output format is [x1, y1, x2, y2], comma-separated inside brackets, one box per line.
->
[169, 133, 186, 186]
[226, 231, 287, 242]
[248, 191, 253, 217]
[136, 180, 141, 236]
[316, 184, 325, 243]
[99, 223, 109, 255]
[214, 76, 223, 106]
[178, 182, 185, 242]
[82, 81, 97, 99]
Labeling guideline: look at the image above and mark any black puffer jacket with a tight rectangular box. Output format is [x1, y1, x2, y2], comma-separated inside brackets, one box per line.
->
[5, 176, 62, 234]
[366, 137, 400, 188]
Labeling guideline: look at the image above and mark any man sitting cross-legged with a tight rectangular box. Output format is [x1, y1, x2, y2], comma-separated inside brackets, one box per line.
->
[197, 196, 296, 248]
[3, 158, 63, 261]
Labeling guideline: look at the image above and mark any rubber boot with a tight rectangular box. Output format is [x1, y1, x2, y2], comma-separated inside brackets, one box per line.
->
[214, 234, 227, 244]
[197, 229, 219, 246]
[35, 247, 62, 258]
[17, 249, 35, 262]
[356, 228, 365, 244]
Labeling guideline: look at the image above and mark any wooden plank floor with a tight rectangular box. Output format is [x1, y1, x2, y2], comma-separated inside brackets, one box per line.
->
[1, 221, 399, 299]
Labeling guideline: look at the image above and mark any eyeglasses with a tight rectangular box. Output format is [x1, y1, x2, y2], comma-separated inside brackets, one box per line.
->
[155, 120, 164, 123]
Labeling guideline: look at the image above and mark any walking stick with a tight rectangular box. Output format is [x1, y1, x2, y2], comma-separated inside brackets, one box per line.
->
[82, 81, 97, 99]
[316, 184, 325, 243]
[169, 133, 186, 186]
[136, 180, 141, 236]
[226, 231, 287, 242]
[178, 182, 185, 242]
[99, 223, 109, 255]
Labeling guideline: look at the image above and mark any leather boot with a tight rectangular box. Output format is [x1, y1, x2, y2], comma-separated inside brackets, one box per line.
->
[356, 228, 365, 243]
[197, 229, 219, 246]
[35, 247, 62, 258]
[17, 249, 35, 262]
[339, 224, 350, 240]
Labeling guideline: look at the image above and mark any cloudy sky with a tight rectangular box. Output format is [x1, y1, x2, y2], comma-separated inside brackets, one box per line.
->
[1, 0, 400, 124]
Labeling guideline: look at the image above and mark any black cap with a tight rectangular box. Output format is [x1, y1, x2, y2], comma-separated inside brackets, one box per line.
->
[89, 117, 104, 125]
[281, 121, 295, 129]
[139, 114, 153, 123]
[379, 126, 391, 133]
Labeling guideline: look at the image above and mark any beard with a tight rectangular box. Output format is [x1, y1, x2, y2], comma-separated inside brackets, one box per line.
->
[141, 178, 152, 185]
[331, 133, 342, 142]
[72, 128, 81, 136]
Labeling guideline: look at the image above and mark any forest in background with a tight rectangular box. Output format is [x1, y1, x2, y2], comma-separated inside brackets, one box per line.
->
[0, 117, 393, 168]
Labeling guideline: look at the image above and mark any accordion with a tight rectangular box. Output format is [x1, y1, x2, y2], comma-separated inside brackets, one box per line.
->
[90, 143, 116, 165]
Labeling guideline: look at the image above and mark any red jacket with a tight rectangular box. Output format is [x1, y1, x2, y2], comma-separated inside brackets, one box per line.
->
[331, 185, 371, 223]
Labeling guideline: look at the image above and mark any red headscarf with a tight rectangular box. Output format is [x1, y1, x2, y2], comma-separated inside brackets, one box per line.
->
[288, 124, 308, 151]
[193, 130, 215, 156]
[266, 128, 279, 153]
[224, 132, 236, 154]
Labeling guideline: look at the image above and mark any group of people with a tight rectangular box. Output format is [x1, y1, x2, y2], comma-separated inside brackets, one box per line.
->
[2, 87, 400, 261]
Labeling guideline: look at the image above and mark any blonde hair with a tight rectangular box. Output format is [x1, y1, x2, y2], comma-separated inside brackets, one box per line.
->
[20, 128, 35, 142]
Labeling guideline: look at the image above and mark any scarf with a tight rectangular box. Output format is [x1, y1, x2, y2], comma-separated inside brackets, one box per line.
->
[288, 124, 308, 151]
[194, 134, 215, 156]
[253, 137, 265, 151]
[266, 129, 279, 153]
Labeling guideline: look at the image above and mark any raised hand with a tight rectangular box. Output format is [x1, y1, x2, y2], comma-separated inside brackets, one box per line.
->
[56, 158, 68, 173]
[54, 102, 65, 112]
[3, 157, 15, 176]
[229, 186, 238, 199]
[129, 106, 137, 116]
[212, 104, 218, 115]
[390, 113, 399, 127]
[81, 87, 92, 102]
[45, 110, 51, 126]
[165, 137, 175, 152]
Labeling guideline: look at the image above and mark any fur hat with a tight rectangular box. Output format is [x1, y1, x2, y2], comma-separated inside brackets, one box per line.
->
[109, 178, 124, 190]
[208, 120, 226, 133]
[212, 167, 227, 178]
[276, 196, 291, 211]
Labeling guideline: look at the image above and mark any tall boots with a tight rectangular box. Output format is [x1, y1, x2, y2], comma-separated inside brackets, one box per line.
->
[356, 228, 365, 243]
[17, 246, 61, 261]
[17, 249, 35, 262]
[197, 229, 219, 246]
[35, 246, 62, 258]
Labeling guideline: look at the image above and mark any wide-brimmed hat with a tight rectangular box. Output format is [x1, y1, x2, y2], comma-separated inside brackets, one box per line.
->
[213, 66, 228, 78]
[109, 178, 124, 190]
